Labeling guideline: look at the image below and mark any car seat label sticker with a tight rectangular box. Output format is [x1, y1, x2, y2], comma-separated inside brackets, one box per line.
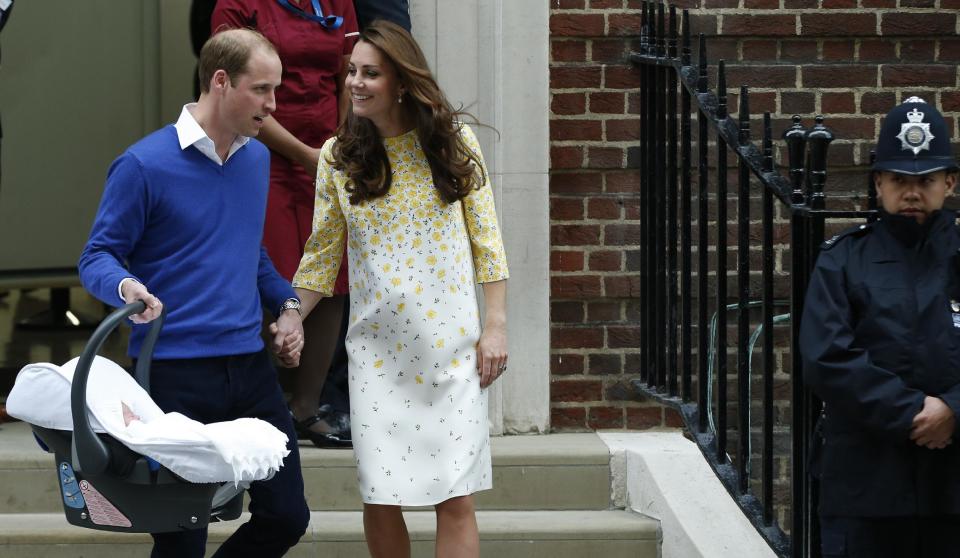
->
[58, 462, 85, 509]
[79, 480, 132, 528]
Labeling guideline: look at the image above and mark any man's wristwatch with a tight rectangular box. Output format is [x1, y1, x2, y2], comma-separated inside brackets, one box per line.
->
[279, 298, 301, 316]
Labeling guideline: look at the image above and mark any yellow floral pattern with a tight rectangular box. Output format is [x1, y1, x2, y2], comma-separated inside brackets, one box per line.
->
[292, 124, 507, 506]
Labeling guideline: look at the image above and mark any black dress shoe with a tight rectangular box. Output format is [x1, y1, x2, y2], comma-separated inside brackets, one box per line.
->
[291, 404, 352, 448]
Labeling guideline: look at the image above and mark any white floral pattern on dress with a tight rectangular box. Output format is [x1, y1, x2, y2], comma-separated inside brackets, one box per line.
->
[293, 124, 508, 505]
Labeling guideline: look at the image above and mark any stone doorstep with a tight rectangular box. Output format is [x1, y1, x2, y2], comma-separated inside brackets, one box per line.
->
[0, 510, 661, 558]
[0, 422, 612, 513]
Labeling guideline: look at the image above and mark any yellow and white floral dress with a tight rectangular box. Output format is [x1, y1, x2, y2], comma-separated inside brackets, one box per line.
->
[293, 124, 508, 505]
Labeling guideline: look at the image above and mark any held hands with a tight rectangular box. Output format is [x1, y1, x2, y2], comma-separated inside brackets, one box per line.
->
[476, 321, 507, 389]
[911, 396, 956, 449]
[121, 279, 163, 324]
[270, 310, 304, 368]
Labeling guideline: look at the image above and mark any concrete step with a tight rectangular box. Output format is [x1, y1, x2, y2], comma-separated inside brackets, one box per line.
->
[0, 422, 611, 513]
[0, 510, 661, 558]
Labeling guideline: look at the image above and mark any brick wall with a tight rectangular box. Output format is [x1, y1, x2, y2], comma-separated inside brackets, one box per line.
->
[548, 0, 960, 430]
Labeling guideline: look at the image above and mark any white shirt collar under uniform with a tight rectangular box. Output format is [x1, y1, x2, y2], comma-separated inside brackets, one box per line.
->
[173, 103, 249, 165]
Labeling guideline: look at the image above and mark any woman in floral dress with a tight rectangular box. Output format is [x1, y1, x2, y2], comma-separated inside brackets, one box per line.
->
[292, 20, 509, 558]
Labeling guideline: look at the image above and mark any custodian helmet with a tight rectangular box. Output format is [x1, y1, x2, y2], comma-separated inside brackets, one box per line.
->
[872, 96, 958, 176]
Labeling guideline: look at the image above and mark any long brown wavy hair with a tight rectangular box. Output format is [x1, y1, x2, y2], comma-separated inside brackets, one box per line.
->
[330, 20, 486, 205]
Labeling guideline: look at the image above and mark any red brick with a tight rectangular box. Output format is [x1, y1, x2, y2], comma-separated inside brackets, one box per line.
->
[861, 0, 895, 6]
[784, 0, 816, 6]
[588, 406, 625, 429]
[606, 119, 641, 141]
[551, 250, 585, 272]
[743, 0, 778, 7]
[589, 250, 622, 271]
[551, 119, 602, 141]
[591, 355, 624, 377]
[609, 14, 643, 37]
[550, 379, 602, 402]
[780, 40, 818, 63]
[664, 408, 686, 428]
[551, 172, 602, 194]
[688, 14, 719, 38]
[782, 91, 815, 114]
[801, 13, 876, 36]
[821, 92, 855, 114]
[822, 0, 857, 5]
[551, 407, 587, 431]
[942, 91, 960, 112]
[604, 65, 643, 89]
[802, 65, 877, 88]
[822, 41, 855, 62]
[899, 40, 936, 63]
[742, 40, 778, 63]
[704, 38, 740, 63]
[588, 198, 621, 219]
[627, 406, 663, 429]
[861, 92, 897, 114]
[882, 13, 956, 36]
[551, 300, 585, 323]
[702, 0, 738, 7]
[605, 171, 641, 193]
[591, 39, 630, 63]
[552, 325, 604, 350]
[725, 65, 797, 89]
[858, 40, 896, 62]
[552, 224, 601, 245]
[940, 39, 960, 63]
[552, 275, 603, 298]
[943, 0, 960, 8]
[590, 91, 626, 114]
[823, 117, 877, 140]
[552, 92, 587, 116]
[742, 91, 777, 114]
[552, 0, 586, 8]
[551, 146, 585, 169]
[604, 276, 641, 298]
[607, 325, 641, 348]
[900, 0, 935, 5]
[587, 301, 622, 322]
[550, 197, 584, 220]
[590, 0, 622, 7]
[587, 147, 625, 168]
[623, 199, 640, 219]
[551, 66, 602, 89]
[551, 354, 585, 376]
[882, 65, 956, 88]
[552, 40, 587, 63]
[604, 223, 641, 245]
[721, 15, 796, 37]
[551, 13, 605, 37]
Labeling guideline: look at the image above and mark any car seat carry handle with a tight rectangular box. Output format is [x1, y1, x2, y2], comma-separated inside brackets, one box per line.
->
[71, 301, 166, 476]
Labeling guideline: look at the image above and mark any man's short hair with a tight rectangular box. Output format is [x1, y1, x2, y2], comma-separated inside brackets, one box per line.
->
[198, 28, 277, 94]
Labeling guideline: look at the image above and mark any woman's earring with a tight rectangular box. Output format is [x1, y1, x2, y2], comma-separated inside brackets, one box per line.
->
[397, 92, 404, 104]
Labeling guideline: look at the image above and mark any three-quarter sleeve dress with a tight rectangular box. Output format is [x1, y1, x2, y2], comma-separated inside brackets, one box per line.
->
[293, 124, 508, 505]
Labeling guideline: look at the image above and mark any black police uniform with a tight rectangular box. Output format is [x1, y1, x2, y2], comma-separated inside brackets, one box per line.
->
[801, 98, 960, 557]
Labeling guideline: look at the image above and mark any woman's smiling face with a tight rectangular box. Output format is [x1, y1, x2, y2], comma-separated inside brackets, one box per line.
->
[346, 41, 405, 134]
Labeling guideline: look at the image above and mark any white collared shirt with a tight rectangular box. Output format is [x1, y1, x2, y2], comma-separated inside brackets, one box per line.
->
[174, 103, 250, 165]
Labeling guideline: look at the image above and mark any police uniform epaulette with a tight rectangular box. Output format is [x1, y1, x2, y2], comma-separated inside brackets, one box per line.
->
[821, 222, 872, 250]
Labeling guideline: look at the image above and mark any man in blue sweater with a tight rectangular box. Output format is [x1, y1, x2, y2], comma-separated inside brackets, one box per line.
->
[79, 29, 309, 558]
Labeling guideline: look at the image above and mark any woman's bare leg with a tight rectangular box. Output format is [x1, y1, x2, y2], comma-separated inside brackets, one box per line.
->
[364, 503, 411, 558]
[435, 495, 479, 558]
[288, 294, 345, 432]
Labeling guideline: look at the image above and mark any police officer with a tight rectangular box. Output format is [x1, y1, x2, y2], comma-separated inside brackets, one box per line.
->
[801, 97, 960, 557]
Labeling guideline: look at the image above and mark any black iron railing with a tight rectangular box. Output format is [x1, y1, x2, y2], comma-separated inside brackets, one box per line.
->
[629, 2, 878, 557]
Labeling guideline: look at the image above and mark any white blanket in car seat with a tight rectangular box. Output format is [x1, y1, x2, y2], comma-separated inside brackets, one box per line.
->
[6, 356, 289, 484]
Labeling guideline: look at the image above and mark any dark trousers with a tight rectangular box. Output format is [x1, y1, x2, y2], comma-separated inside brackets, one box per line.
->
[146, 350, 309, 558]
[820, 514, 960, 558]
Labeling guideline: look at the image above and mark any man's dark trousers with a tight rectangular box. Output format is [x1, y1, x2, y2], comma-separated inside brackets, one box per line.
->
[820, 515, 960, 558]
[146, 350, 309, 558]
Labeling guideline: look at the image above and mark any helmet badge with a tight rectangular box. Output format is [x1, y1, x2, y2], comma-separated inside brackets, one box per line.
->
[896, 102, 934, 156]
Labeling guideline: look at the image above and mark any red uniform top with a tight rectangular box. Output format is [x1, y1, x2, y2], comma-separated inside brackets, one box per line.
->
[212, 0, 356, 291]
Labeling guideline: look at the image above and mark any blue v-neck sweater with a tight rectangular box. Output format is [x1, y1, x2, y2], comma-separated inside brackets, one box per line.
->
[79, 126, 294, 359]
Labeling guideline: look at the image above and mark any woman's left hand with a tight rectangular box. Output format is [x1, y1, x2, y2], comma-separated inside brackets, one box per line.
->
[476, 323, 508, 388]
